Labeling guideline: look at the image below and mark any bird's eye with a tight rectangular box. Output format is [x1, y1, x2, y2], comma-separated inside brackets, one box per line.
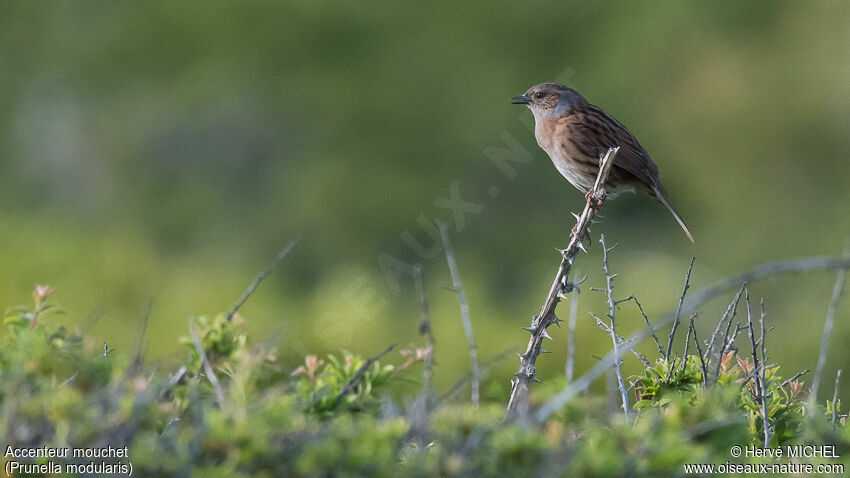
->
[534, 92, 545, 99]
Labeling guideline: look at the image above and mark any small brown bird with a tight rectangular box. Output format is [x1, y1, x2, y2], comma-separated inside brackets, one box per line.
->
[513, 82, 694, 242]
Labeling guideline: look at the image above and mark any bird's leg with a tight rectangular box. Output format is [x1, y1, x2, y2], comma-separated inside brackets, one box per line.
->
[558, 273, 587, 299]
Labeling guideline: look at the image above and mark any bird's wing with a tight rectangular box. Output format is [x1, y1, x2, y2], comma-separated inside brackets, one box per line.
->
[568, 106, 660, 191]
[567, 106, 695, 242]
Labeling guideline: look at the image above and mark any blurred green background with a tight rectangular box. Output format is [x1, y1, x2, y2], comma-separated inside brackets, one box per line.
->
[1, 1, 848, 399]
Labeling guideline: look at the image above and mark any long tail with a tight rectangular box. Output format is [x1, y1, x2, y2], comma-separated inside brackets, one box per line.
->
[652, 185, 694, 243]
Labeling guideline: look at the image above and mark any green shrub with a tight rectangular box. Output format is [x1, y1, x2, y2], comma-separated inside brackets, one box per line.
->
[1, 286, 847, 477]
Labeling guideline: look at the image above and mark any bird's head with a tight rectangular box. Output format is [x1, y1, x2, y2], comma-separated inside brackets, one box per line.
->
[512, 82, 586, 121]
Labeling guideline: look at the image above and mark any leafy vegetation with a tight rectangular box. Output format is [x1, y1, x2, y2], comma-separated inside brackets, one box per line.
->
[2, 286, 847, 477]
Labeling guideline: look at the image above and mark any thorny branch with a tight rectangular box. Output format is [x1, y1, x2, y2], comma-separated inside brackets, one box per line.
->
[535, 255, 850, 422]
[507, 146, 620, 418]
[614, 296, 662, 357]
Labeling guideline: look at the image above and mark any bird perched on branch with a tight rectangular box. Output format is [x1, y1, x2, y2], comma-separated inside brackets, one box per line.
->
[512, 82, 694, 243]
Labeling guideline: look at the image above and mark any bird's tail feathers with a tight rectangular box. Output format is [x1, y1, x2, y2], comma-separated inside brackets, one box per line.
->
[652, 185, 694, 243]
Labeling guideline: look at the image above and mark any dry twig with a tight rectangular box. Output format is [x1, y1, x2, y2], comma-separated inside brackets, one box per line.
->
[617, 295, 662, 357]
[665, 257, 695, 359]
[705, 285, 745, 365]
[599, 234, 630, 417]
[336, 344, 396, 404]
[535, 255, 850, 422]
[832, 369, 842, 429]
[189, 317, 227, 409]
[507, 147, 620, 418]
[438, 222, 480, 407]
[780, 369, 809, 388]
[226, 236, 300, 322]
[758, 298, 770, 447]
[688, 315, 708, 386]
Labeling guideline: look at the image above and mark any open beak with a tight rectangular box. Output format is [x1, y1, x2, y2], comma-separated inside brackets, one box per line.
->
[511, 95, 530, 105]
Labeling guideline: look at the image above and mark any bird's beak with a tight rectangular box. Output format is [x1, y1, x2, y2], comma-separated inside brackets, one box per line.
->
[511, 95, 530, 105]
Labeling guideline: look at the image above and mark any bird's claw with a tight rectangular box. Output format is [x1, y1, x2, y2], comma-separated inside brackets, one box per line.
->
[585, 189, 603, 209]
[559, 273, 586, 296]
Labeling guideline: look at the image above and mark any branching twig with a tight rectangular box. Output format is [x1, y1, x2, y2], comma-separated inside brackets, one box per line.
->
[189, 317, 227, 409]
[744, 287, 761, 394]
[713, 309, 738, 384]
[689, 315, 708, 386]
[128, 299, 152, 377]
[780, 369, 809, 388]
[617, 296, 662, 357]
[744, 286, 769, 447]
[599, 234, 630, 418]
[705, 284, 745, 364]
[438, 222, 480, 407]
[507, 146, 620, 418]
[666, 257, 695, 359]
[589, 312, 651, 367]
[682, 312, 696, 365]
[226, 236, 300, 321]
[534, 255, 850, 422]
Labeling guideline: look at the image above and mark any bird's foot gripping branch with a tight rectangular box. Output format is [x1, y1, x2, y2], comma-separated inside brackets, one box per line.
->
[507, 146, 619, 418]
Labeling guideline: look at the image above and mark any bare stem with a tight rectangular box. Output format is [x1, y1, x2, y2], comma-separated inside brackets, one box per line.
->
[745, 287, 770, 446]
[227, 236, 300, 321]
[712, 301, 739, 384]
[682, 312, 693, 363]
[617, 296, 662, 357]
[758, 298, 770, 447]
[336, 344, 396, 404]
[666, 257, 695, 359]
[688, 315, 708, 387]
[189, 317, 227, 409]
[507, 147, 620, 418]
[438, 222, 480, 407]
[780, 369, 809, 388]
[705, 284, 745, 367]
[534, 255, 850, 423]
[599, 234, 630, 418]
